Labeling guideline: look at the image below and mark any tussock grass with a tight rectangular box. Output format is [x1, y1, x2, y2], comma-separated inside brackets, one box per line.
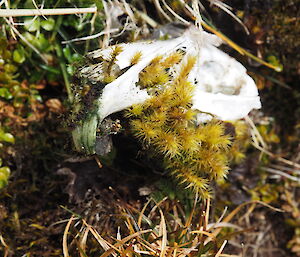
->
[62, 197, 282, 256]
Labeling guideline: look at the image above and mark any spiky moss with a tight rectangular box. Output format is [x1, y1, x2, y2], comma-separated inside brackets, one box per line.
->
[139, 52, 183, 89]
[127, 55, 231, 198]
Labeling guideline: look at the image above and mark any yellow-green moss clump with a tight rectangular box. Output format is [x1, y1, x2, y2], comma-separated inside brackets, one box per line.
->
[72, 46, 248, 197]
[126, 54, 231, 198]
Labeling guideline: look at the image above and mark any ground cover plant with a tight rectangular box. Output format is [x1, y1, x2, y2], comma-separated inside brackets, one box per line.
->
[0, 0, 299, 256]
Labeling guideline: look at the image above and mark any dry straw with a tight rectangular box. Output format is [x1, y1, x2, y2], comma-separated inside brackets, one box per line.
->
[61, 198, 283, 256]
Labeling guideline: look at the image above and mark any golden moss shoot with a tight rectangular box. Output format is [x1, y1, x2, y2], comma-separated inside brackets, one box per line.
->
[168, 108, 196, 125]
[179, 128, 201, 153]
[145, 109, 168, 125]
[173, 168, 211, 199]
[176, 56, 196, 83]
[130, 51, 143, 65]
[111, 45, 123, 60]
[138, 55, 170, 89]
[199, 122, 231, 149]
[103, 74, 117, 84]
[161, 51, 183, 68]
[139, 68, 169, 89]
[154, 131, 181, 157]
[145, 88, 173, 108]
[126, 53, 235, 198]
[125, 104, 145, 118]
[130, 120, 159, 143]
[107, 45, 123, 76]
[171, 81, 195, 107]
[150, 55, 163, 65]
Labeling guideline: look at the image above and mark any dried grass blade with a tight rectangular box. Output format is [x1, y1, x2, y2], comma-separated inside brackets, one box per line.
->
[204, 198, 210, 230]
[201, 22, 281, 71]
[172, 205, 183, 230]
[0, 234, 9, 257]
[81, 219, 115, 254]
[139, 236, 159, 253]
[154, 0, 172, 21]
[211, 200, 283, 239]
[218, 254, 240, 257]
[149, 197, 168, 217]
[62, 29, 119, 44]
[207, 222, 242, 231]
[191, 230, 215, 239]
[252, 144, 300, 169]
[63, 215, 75, 257]
[161, 0, 189, 24]
[121, 0, 137, 26]
[179, 192, 198, 239]
[124, 217, 135, 235]
[131, 6, 158, 28]
[215, 206, 228, 225]
[159, 209, 167, 257]
[245, 115, 267, 149]
[270, 164, 300, 175]
[215, 240, 227, 257]
[79, 227, 90, 257]
[261, 166, 300, 182]
[192, 0, 203, 28]
[138, 198, 152, 228]
[210, 0, 249, 34]
[100, 229, 152, 257]
[0, 7, 97, 17]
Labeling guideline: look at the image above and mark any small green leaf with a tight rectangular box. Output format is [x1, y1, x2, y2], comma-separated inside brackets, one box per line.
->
[23, 0, 35, 8]
[0, 88, 13, 100]
[33, 95, 42, 102]
[0, 38, 8, 51]
[0, 166, 10, 177]
[71, 53, 82, 62]
[24, 18, 40, 32]
[267, 55, 283, 72]
[66, 65, 75, 75]
[63, 47, 82, 63]
[46, 72, 59, 82]
[41, 18, 55, 31]
[95, 1, 104, 10]
[63, 47, 72, 62]
[0, 166, 10, 189]
[13, 48, 26, 63]
[0, 131, 15, 143]
[4, 64, 17, 73]
[2, 49, 12, 60]
[23, 32, 36, 43]
[39, 64, 61, 74]
[35, 34, 50, 51]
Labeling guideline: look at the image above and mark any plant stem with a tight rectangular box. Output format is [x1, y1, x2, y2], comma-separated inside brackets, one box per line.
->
[0, 7, 97, 17]
[55, 43, 73, 103]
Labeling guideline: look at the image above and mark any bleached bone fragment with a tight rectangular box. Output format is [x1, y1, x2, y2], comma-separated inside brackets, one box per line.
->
[91, 26, 260, 122]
